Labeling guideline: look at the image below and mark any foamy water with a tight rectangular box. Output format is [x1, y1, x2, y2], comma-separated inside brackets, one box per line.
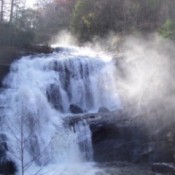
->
[0, 46, 121, 175]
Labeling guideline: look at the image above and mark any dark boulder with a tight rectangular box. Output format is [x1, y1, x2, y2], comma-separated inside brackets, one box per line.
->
[0, 133, 8, 158]
[69, 104, 83, 114]
[0, 134, 17, 174]
[92, 121, 149, 162]
[98, 107, 110, 113]
[152, 163, 175, 174]
[47, 84, 64, 112]
[0, 65, 10, 86]
[0, 159, 17, 175]
[25, 44, 53, 54]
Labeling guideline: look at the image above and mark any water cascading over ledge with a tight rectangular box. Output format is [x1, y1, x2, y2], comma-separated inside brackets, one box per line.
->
[0, 46, 121, 175]
[45, 48, 120, 113]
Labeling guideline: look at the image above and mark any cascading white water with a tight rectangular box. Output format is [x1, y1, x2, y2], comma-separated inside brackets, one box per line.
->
[0, 46, 120, 175]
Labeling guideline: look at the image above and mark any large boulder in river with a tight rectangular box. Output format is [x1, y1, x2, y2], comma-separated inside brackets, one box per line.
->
[25, 44, 53, 54]
[151, 163, 175, 174]
[98, 107, 110, 113]
[0, 159, 17, 175]
[69, 104, 83, 114]
[0, 134, 17, 174]
[66, 110, 175, 163]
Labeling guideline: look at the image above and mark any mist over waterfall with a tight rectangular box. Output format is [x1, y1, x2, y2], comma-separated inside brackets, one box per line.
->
[0, 46, 120, 175]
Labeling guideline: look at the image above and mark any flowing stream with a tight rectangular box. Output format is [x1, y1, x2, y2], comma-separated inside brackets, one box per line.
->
[0, 46, 154, 175]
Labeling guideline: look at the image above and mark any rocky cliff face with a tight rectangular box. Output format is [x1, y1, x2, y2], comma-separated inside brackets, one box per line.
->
[67, 109, 175, 164]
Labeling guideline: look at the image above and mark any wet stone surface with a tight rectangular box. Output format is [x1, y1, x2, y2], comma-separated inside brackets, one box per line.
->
[97, 162, 156, 175]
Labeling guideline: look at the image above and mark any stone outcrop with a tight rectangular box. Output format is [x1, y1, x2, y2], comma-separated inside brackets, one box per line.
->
[66, 110, 175, 164]
[0, 134, 17, 174]
[69, 104, 84, 114]
[98, 107, 110, 113]
[0, 65, 10, 86]
[25, 44, 53, 54]
[152, 163, 175, 174]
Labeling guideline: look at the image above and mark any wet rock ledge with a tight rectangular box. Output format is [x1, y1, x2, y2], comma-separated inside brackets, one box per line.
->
[67, 110, 175, 166]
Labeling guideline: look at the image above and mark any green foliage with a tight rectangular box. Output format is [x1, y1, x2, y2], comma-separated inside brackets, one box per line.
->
[71, 0, 121, 40]
[14, 9, 39, 31]
[0, 22, 35, 47]
[0, 8, 37, 48]
[1, 0, 175, 44]
[36, 0, 77, 39]
[71, 0, 95, 40]
[71, 0, 162, 41]
[159, 19, 175, 39]
[70, 0, 175, 41]
[0, 23, 11, 46]
[14, 29, 35, 47]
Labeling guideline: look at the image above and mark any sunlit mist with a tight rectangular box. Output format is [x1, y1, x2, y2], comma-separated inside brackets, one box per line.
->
[26, 0, 36, 8]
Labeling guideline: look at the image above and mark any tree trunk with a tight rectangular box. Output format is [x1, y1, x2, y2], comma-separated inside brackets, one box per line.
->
[10, 0, 15, 24]
[0, 0, 4, 22]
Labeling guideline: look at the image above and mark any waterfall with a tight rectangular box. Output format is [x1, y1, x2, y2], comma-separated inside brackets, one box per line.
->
[0, 46, 120, 175]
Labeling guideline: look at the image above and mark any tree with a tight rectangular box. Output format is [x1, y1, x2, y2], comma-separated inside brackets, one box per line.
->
[33, 0, 77, 42]
[159, 19, 175, 40]
[71, 0, 98, 40]
[0, 0, 4, 22]
[9, 0, 14, 23]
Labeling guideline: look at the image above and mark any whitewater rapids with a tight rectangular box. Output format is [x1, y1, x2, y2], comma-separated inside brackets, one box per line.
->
[0, 46, 120, 175]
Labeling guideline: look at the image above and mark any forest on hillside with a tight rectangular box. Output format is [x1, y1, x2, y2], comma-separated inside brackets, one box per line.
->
[0, 0, 175, 47]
